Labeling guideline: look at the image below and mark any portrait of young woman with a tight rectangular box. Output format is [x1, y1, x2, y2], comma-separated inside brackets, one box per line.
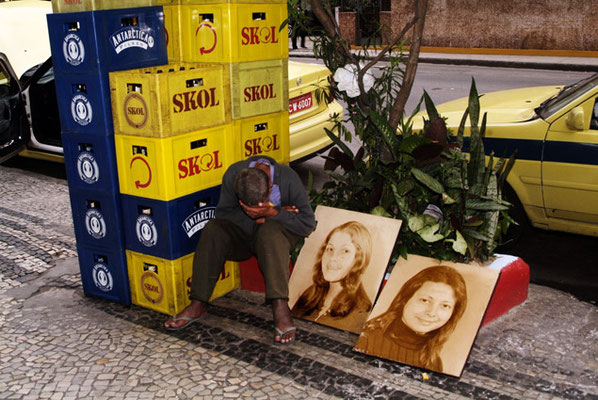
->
[288, 206, 402, 334]
[354, 254, 500, 377]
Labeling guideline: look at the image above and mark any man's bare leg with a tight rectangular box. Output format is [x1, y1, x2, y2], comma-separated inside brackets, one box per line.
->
[164, 299, 208, 330]
[272, 299, 296, 344]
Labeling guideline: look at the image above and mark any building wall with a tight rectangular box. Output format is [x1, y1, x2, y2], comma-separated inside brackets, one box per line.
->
[389, 0, 598, 51]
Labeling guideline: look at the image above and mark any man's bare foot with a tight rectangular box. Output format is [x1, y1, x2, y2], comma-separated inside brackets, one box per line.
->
[164, 300, 208, 330]
[272, 299, 296, 344]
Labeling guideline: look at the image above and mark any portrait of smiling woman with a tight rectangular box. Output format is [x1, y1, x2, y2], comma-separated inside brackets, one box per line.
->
[288, 206, 402, 334]
[355, 266, 467, 372]
[291, 221, 373, 332]
[354, 254, 501, 377]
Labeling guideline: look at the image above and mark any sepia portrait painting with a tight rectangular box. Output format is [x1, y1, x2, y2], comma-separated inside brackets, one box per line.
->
[288, 205, 402, 334]
[354, 254, 500, 377]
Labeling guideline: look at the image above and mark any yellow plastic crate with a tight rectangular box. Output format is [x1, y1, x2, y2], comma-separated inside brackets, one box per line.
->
[234, 111, 289, 164]
[110, 63, 231, 138]
[127, 250, 240, 315]
[115, 124, 235, 201]
[182, 0, 285, 3]
[52, 0, 156, 13]
[179, 3, 288, 63]
[230, 59, 289, 120]
[163, 5, 182, 63]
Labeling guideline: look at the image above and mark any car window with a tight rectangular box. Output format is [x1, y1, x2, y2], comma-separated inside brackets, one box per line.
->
[590, 98, 598, 130]
[539, 74, 598, 119]
[0, 68, 10, 97]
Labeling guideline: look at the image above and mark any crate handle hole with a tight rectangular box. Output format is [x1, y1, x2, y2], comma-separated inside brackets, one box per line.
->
[194, 199, 209, 209]
[186, 78, 203, 88]
[74, 83, 87, 94]
[66, 21, 80, 32]
[138, 206, 152, 215]
[121, 17, 139, 27]
[190, 139, 207, 149]
[254, 123, 268, 132]
[127, 83, 143, 94]
[253, 12, 266, 21]
[200, 13, 214, 23]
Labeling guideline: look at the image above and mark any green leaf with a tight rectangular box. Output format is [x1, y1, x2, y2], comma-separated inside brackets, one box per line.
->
[456, 107, 469, 148]
[463, 228, 492, 242]
[411, 168, 445, 194]
[423, 91, 440, 122]
[465, 199, 510, 211]
[324, 127, 354, 159]
[371, 206, 391, 217]
[399, 135, 429, 154]
[468, 78, 480, 128]
[418, 223, 445, 242]
[447, 230, 467, 255]
[369, 111, 398, 159]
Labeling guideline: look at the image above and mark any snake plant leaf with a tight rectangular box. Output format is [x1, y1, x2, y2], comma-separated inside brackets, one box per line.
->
[468, 78, 480, 128]
[456, 107, 469, 148]
[324, 127, 354, 159]
[463, 228, 492, 242]
[307, 170, 314, 193]
[369, 110, 399, 159]
[423, 90, 440, 122]
[400, 134, 430, 154]
[466, 199, 509, 211]
[498, 150, 518, 189]
[411, 168, 445, 194]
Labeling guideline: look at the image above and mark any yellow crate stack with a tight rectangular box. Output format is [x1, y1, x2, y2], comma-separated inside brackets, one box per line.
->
[107, 0, 288, 315]
[161, 0, 290, 163]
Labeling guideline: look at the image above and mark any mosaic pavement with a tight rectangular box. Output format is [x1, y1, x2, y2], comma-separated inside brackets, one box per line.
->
[1, 164, 597, 400]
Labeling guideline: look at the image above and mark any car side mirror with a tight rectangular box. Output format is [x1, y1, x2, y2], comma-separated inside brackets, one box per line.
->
[566, 107, 584, 131]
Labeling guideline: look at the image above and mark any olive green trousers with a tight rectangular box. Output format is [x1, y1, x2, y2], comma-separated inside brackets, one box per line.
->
[190, 218, 301, 302]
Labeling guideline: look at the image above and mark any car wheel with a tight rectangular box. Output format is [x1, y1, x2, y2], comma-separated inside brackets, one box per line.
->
[497, 184, 531, 251]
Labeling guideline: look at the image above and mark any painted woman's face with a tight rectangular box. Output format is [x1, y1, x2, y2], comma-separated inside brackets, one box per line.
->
[401, 281, 456, 334]
[321, 231, 357, 282]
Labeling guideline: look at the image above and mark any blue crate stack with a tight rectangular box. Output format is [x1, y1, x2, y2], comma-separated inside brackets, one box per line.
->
[47, 4, 167, 305]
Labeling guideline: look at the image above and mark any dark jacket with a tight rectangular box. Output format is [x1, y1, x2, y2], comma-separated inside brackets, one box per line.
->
[215, 155, 315, 237]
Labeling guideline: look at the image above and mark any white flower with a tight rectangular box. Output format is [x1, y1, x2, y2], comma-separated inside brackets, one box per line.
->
[333, 62, 375, 98]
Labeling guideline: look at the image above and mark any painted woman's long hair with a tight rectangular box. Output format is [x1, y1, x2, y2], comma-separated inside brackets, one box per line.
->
[293, 221, 372, 317]
[362, 266, 467, 370]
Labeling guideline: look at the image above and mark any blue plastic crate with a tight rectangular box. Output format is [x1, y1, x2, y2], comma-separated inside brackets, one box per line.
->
[120, 186, 221, 260]
[62, 131, 120, 192]
[69, 187, 126, 249]
[77, 243, 131, 305]
[54, 72, 113, 135]
[47, 6, 167, 75]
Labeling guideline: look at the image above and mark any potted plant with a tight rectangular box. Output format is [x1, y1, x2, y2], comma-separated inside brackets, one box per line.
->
[301, 0, 516, 265]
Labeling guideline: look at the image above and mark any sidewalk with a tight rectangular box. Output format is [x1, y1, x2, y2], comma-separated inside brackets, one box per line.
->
[1, 160, 597, 399]
[289, 37, 598, 72]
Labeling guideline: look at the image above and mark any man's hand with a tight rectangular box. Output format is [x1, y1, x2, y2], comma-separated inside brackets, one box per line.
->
[239, 201, 279, 223]
[282, 205, 299, 214]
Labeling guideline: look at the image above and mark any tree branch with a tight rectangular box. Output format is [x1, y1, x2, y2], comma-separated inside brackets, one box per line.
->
[388, 0, 429, 131]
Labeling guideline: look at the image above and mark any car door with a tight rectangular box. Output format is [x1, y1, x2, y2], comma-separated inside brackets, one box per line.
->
[0, 52, 28, 163]
[542, 91, 598, 226]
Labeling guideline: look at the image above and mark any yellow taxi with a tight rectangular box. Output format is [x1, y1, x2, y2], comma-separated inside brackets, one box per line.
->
[413, 74, 598, 237]
[0, 0, 342, 165]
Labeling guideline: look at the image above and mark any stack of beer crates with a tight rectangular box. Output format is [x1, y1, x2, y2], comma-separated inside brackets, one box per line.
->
[107, 0, 292, 317]
[47, 0, 167, 305]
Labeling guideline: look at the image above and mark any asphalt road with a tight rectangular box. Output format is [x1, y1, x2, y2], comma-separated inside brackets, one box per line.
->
[4, 61, 597, 305]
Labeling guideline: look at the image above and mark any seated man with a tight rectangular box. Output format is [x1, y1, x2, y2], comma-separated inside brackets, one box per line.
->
[164, 156, 315, 344]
